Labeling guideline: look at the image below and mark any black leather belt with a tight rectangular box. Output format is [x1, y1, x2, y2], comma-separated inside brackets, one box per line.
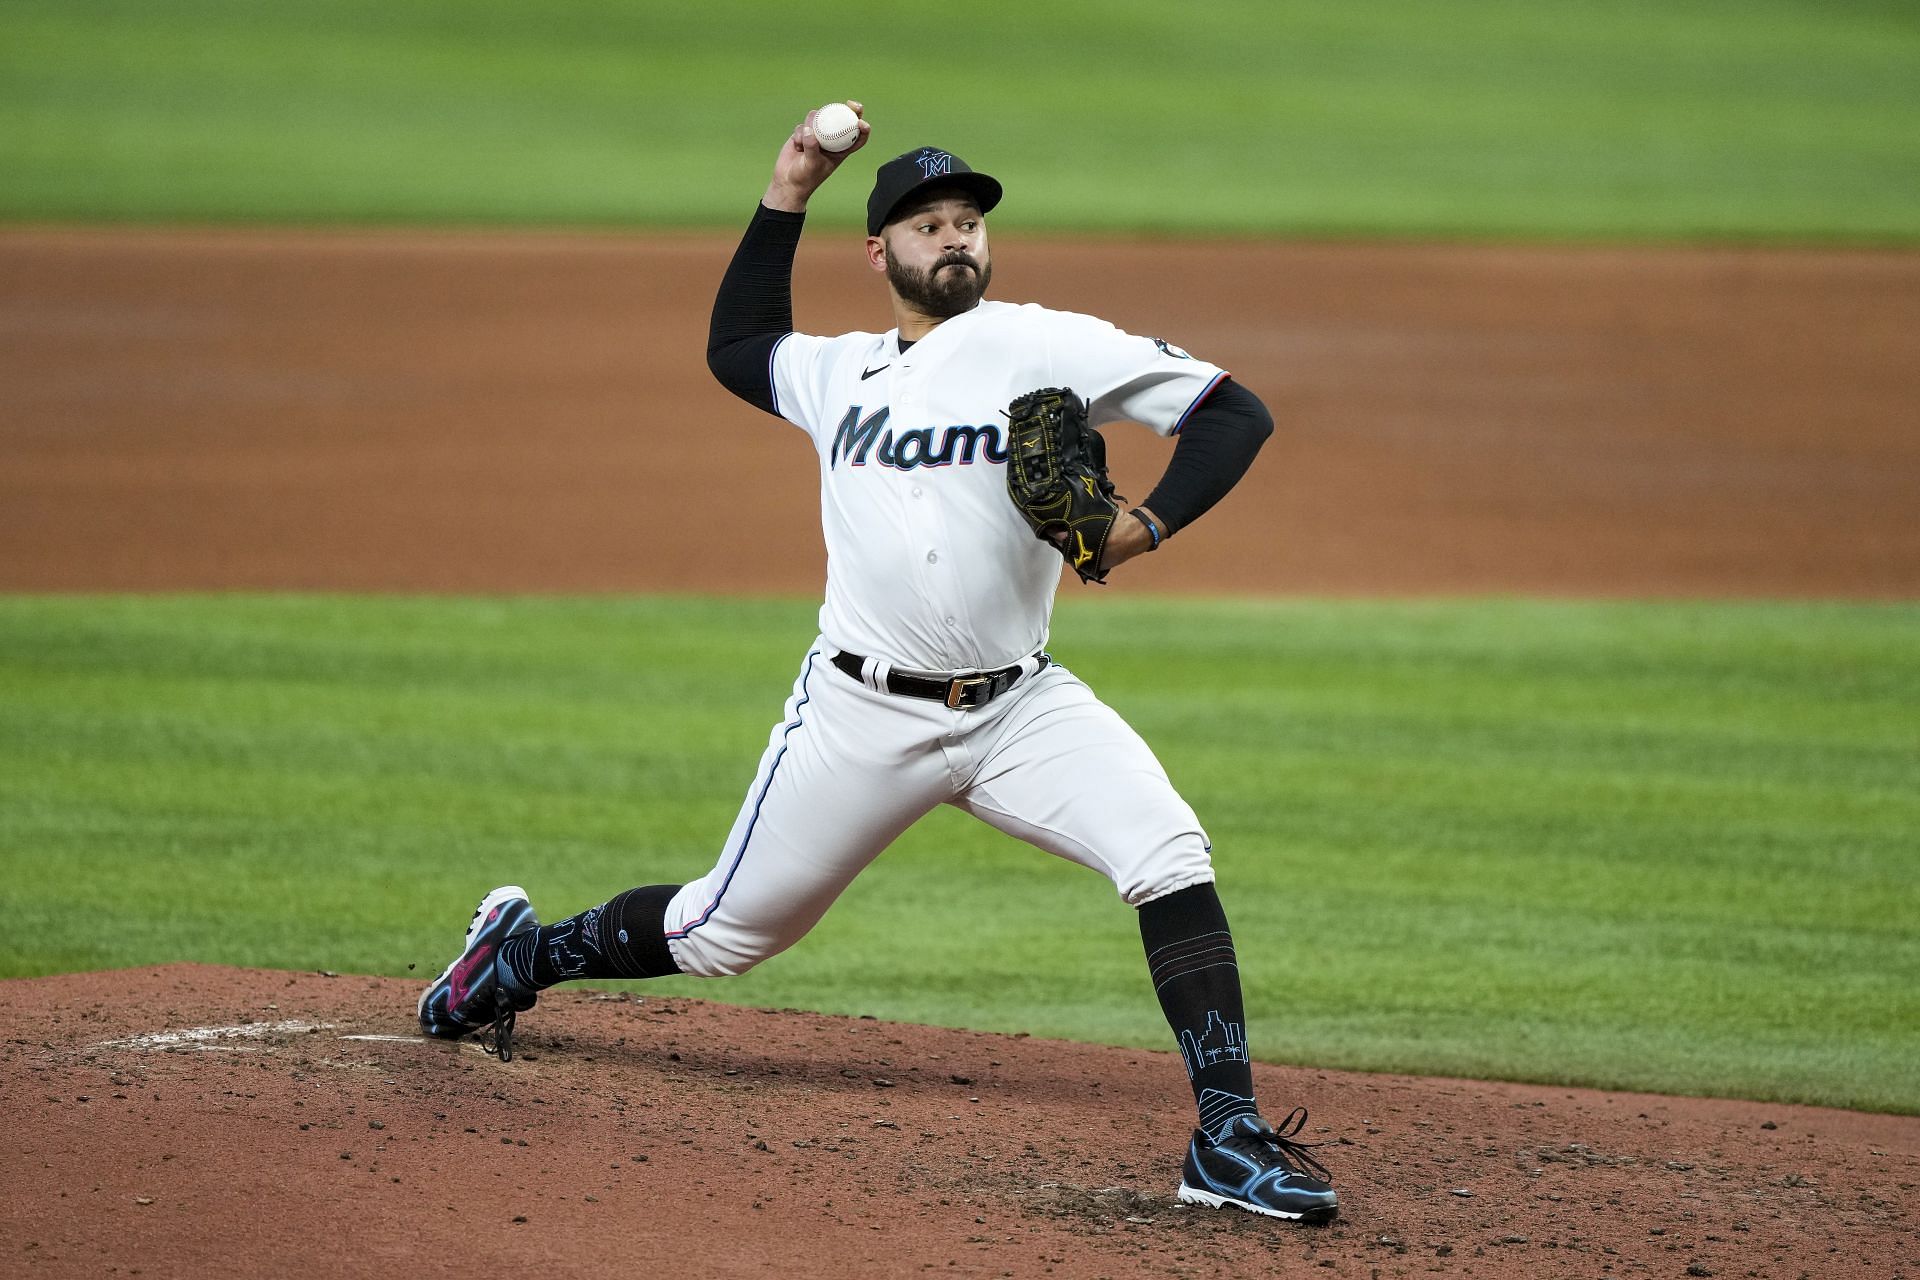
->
[831, 649, 1048, 709]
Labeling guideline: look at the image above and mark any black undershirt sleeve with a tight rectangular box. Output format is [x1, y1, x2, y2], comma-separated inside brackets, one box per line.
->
[706, 202, 808, 415]
[1137, 378, 1275, 537]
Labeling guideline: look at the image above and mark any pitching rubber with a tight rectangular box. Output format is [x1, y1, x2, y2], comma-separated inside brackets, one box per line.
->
[1176, 1183, 1339, 1224]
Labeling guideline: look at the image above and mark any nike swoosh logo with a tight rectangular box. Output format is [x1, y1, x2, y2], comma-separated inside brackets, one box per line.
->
[860, 364, 889, 380]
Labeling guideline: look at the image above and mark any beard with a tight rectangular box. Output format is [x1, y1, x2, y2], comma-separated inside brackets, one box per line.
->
[885, 248, 992, 317]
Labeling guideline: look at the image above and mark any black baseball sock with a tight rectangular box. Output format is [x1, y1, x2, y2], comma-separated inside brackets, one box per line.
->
[498, 884, 683, 994]
[1139, 881, 1261, 1143]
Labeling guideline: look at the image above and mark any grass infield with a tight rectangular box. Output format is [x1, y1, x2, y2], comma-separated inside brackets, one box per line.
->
[2, 0, 1917, 240]
[1, 594, 1915, 1114]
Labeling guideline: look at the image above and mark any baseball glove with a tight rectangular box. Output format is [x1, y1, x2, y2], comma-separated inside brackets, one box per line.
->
[1004, 386, 1123, 585]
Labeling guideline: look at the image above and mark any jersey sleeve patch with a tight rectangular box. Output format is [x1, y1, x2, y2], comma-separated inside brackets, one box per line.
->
[1039, 310, 1227, 437]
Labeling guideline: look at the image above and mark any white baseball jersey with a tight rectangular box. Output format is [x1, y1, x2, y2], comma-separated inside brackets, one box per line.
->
[663, 298, 1221, 979]
[769, 300, 1228, 672]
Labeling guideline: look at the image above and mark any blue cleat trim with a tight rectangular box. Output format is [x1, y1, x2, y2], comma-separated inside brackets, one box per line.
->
[1177, 1111, 1339, 1223]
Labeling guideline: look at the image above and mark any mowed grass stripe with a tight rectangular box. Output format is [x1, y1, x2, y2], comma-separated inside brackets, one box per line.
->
[1, 595, 1914, 1112]
[1, 0, 1916, 239]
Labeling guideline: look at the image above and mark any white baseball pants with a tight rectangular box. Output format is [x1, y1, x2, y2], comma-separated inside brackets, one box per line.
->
[663, 642, 1215, 978]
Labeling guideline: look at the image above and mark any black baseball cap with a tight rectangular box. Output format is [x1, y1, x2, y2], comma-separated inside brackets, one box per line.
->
[866, 147, 1003, 236]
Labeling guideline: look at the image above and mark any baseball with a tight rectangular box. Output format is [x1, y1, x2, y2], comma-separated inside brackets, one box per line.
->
[812, 102, 860, 153]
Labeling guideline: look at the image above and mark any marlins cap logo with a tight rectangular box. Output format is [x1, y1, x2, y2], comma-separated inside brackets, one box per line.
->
[916, 149, 954, 179]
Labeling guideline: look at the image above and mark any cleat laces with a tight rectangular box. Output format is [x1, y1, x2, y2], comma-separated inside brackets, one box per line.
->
[1224, 1107, 1333, 1183]
[476, 954, 518, 1062]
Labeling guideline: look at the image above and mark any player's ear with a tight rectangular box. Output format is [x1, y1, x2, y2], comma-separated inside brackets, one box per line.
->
[864, 235, 889, 273]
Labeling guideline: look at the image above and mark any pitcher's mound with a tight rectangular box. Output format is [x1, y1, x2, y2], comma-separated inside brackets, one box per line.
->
[4, 965, 1913, 1277]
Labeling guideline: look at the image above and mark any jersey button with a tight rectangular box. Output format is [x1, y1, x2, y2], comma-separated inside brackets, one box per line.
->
[945, 616, 958, 626]
[926, 550, 939, 564]
[911, 486, 923, 498]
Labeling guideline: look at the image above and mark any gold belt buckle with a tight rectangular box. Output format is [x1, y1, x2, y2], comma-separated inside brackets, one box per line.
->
[945, 673, 991, 708]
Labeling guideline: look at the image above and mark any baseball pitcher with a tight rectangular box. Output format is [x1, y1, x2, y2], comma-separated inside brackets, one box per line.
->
[420, 102, 1337, 1222]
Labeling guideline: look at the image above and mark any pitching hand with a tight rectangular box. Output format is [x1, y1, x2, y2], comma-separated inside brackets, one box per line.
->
[764, 102, 871, 213]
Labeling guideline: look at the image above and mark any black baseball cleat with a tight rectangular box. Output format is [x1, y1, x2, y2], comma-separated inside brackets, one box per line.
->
[418, 885, 540, 1061]
[1177, 1109, 1339, 1223]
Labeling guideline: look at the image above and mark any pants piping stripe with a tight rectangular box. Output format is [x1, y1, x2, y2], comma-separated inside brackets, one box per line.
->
[666, 649, 819, 941]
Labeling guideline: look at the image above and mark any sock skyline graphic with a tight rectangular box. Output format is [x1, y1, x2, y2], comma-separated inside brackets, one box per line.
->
[1179, 1008, 1249, 1080]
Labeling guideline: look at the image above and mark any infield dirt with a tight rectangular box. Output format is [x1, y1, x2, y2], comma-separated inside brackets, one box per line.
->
[0, 232, 1916, 1276]
[2, 230, 1916, 596]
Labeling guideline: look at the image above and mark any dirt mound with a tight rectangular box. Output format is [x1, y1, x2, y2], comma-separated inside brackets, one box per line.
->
[4, 966, 1913, 1277]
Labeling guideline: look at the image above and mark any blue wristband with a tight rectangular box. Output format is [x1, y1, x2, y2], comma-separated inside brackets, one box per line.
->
[1131, 508, 1162, 551]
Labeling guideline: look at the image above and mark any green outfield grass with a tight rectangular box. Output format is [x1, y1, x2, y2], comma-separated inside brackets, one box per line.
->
[2, 0, 1917, 240]
[1, 595, 1915, 1113]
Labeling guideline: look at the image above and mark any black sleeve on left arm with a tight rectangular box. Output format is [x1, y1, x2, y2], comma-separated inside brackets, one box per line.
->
[1137, 378, 1275, 536]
